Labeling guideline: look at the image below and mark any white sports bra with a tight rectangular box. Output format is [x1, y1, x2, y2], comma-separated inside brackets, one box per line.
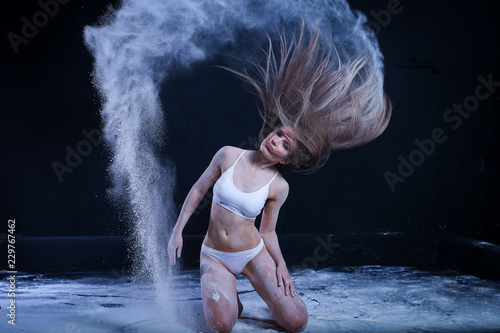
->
[213, 151, 279, 219]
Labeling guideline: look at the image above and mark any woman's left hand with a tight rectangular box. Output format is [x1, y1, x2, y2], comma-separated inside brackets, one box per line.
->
[276, 263, 296, 297]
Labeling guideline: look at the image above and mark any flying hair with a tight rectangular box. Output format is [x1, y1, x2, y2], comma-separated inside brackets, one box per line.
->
[222, 19, 392, 173]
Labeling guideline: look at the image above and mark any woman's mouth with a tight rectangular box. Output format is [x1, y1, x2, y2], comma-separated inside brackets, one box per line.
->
[266, 142, 273, 152]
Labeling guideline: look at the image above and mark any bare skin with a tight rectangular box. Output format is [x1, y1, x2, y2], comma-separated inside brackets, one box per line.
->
[168, 128, 308, 333]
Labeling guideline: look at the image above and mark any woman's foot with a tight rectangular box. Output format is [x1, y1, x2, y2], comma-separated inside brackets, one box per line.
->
[237, 294, 243, 317]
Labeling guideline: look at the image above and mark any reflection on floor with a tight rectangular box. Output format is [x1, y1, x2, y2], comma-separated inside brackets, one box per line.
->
[1, 266, 499, 332]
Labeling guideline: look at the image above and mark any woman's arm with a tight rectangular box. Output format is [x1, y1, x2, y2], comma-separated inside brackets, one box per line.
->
[259, 179, 296, 297]
[168, 147, 227, 265]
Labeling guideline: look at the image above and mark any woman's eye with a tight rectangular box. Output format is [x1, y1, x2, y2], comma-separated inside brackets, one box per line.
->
[284, 142, 289, 150]
[277, 130, 283, 137]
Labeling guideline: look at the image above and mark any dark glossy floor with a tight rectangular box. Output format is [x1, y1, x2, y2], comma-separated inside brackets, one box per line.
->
[1, 266, 500, 332]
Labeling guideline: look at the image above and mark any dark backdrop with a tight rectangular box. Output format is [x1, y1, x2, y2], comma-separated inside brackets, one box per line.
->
[2, 1, 499, 241]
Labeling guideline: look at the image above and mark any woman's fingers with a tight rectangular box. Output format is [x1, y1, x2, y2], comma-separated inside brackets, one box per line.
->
[169, 247, 176, 265]
[282, 277, 296, 297]
[276, 266, 296, 297]
[289, 280, 296, 297]
[168, 234, 183, 266]
[171, 244, 182, 265]
[176, 245, 182, 259]
[280, 275, 290, 296]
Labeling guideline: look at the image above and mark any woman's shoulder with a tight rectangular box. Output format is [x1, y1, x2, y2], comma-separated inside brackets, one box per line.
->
[273, 172, 289, 190]
[218, 145, 245, 155]
[216, 146, 245, 158]
[268, 169, 289, 196]
[268, 173, 289, 203]
[212, 146, 245, 167]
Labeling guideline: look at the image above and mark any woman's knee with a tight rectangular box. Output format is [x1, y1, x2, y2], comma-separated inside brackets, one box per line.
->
[205, 308, 238, 333]
[275, 296, 308, 333]
[285, 310, 308, 333]
[203, 295, 239, 333]
[200, 256, 239, 331]
[279, 312, 308, 332]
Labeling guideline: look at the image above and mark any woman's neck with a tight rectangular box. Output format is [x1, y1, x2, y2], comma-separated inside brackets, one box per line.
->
[249, 149, 278, 171]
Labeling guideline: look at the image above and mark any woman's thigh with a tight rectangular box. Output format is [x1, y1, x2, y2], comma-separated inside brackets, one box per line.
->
[242, 248, 308, 331]
[200, 253, 239, 330]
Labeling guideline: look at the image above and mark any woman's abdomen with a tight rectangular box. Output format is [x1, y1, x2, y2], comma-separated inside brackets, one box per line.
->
[203, 202, 261, 252]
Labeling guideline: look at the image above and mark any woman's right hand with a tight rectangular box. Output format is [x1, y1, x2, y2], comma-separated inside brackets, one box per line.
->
[168, 232, 183, 265]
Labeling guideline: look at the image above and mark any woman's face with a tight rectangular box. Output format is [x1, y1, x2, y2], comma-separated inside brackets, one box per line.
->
[260, 127, 297, 164]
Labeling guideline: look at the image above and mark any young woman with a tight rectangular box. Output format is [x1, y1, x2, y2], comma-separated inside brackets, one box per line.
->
[168, 22, 391, 333]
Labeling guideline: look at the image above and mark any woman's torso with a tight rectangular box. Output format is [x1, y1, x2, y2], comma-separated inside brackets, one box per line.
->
[203, 148, 279, 252]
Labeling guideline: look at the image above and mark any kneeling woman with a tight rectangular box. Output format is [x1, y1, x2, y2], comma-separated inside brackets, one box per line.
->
[168, 22, 391, 333]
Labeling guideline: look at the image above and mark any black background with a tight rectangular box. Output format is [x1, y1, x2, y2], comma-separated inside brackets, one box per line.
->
[2, 0, 499, 241]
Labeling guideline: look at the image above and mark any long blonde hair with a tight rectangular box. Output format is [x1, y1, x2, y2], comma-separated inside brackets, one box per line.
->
[225, 20, 392, 173]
